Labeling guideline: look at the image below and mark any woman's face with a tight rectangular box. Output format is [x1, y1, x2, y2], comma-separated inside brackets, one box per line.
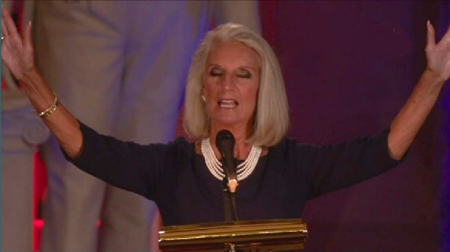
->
[203, 41, 261, 130]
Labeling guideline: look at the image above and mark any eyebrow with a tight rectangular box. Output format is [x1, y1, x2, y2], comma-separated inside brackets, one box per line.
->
[206, 64, 259, 71]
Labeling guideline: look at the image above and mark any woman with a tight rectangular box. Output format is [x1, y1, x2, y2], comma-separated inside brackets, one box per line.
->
[2, 7, 450, 227]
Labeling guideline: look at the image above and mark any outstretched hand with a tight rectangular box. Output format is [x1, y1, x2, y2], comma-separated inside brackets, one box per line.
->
[426, 21, 450, 84]
[1, 6, 35, 83]
[388, 21, 450, 161]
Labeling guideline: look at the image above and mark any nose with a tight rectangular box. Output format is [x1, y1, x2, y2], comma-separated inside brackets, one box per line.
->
[221, 73, 235, 91]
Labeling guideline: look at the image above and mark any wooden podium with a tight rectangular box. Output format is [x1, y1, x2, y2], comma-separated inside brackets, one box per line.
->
[159, 219, 307, 251]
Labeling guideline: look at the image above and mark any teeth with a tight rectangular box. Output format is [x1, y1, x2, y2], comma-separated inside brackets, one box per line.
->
[220, 103, 236, 108]
[219, 100, 237, 108]
[221, 100, 235, 104]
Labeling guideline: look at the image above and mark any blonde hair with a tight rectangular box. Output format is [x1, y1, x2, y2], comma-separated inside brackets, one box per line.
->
[183, 23, 289, 147]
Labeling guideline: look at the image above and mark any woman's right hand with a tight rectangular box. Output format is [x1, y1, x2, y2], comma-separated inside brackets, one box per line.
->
[2, 6, 83, 159]
[1, 6, 36, 83]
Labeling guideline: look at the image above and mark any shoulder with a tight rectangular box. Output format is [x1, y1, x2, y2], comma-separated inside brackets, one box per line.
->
[266, 137, 320, 169]
[168, 136, 192, 147]
[162, 136, 195, 161]
[269, 136, 318, 155]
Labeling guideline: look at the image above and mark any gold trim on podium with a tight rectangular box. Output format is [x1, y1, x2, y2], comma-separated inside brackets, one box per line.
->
[159, 219, 307, 251]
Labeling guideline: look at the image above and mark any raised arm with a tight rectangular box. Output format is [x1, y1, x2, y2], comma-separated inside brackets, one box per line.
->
[1, 7, 82, 158]
[388, 21, 450, 160]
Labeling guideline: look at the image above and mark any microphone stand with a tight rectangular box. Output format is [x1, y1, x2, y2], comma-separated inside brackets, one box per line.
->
[222, 176, 239, 222]
[221, 155, 239, 223]
[222, 177, 234, 222]
[222, 176, 238, 252]
[216, 130, 240, 252]
[221, 156, 239, 252]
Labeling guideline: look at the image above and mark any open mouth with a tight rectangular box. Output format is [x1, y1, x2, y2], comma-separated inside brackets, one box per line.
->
[218, 99, 238, 108]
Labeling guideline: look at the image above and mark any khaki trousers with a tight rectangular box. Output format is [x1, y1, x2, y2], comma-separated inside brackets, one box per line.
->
[35, 2, 209, 251]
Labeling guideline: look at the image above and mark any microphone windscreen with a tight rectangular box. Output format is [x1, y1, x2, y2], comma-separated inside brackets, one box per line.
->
[216, 130, 236, 177]
[216, 130, 235, 159]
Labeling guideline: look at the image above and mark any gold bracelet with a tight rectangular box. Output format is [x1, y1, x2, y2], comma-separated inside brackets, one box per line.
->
[35, 93, 59, 118]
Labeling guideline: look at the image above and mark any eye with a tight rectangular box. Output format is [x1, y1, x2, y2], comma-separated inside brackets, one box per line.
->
[209, 67, 223, 76]
[237, 69, 252, 78]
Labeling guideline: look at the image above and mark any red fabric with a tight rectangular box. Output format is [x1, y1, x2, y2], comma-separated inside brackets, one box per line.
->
[33, 154, 47, 251]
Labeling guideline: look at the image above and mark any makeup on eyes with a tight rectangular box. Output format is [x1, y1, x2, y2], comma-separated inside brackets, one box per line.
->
[208, 67, 253, 78]
[237, 69, 252, 78]
[209, 67, 223, 76]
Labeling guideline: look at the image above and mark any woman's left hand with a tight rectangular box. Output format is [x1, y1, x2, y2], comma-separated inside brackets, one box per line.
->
[388, 21, 450, 160]
[425, 21, 450, 84]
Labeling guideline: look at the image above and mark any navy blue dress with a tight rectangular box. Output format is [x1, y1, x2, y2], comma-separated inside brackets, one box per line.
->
[63, 122, 403, 226]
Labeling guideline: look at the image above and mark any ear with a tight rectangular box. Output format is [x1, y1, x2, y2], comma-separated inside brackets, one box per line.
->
[201, 85, 206, 98]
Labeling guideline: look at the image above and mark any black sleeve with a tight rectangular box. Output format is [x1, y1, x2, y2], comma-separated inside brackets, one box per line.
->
[61, 121, 168, 200]
[306, 129, 407, 199]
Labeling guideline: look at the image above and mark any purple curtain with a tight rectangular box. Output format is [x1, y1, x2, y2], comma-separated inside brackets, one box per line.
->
[439, 0, 450, 249]
[270, 1, 443, 250]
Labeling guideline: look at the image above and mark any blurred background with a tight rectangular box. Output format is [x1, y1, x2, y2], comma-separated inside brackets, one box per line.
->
[2, 0, 450, 251]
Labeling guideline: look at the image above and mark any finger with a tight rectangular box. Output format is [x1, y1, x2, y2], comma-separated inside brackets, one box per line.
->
[426, 20, 435, 49]
[1, 6, 10, 36]
[1, 6, 18, 35]
[1, 19, 8, 37]
[23, 21, 32, 48]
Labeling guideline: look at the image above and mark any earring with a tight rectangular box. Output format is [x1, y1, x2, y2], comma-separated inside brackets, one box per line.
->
[202, 95, 206, 102]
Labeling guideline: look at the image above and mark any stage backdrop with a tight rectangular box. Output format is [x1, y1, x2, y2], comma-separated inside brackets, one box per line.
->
[271, 1, 442, 250]
[178, 1, 443, 250]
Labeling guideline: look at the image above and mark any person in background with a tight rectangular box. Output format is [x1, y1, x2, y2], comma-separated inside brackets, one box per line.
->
[2, 1, 260, 251]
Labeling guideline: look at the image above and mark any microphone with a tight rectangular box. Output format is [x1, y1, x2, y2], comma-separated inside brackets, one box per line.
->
[216, 130, 238, 193]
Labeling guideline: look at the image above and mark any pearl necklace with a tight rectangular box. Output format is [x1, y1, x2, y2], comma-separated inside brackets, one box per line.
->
[201, 138, 262, 181]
